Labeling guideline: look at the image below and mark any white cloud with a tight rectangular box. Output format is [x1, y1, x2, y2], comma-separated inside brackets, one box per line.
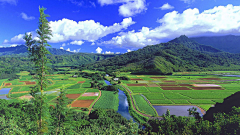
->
[127, 49, 131, 52]
[96, 47, 102, 53]
[98, 0, 147, 17]
[116, 52, 120, 54]
[48, 17, 135, 43]
[102, 4, 240, 48]
[10, 44, 17, 47]
[77, 48, 81, 52]
[60, 47, 64, 49]
[62, 43, 66, 46]
[3, 17, 135, 45]
[66, 48, 70, 51]
[180, 0, 195, 4]
[21, 12, 35, 21]
[2, 33, 25, 45]
[70, 40, 84, 45]
[159, 3, 174, 10]
[105, 51, 114, 54]
[91, 42, 95, 45]
[0, 0, 17, 5]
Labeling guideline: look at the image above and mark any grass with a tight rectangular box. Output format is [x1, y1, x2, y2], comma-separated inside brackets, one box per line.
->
[171, 100, 190, 104]
[198, 105, 213, 111]
[188, 99, 216, 104]
[180, 92, 234, 99]
[128, 86, 149, 93]
[81, 83, 91, 88]
[45, 96, 57, 102]
[86, 89, 99, 92]
[143, 93, 166, 100]
[147, 87, 163, 92]
[163, 93, 190, 99]
[66, 83, 81, 89]
[150, 100, 173, 104]
[10, 86, 22, 92]
[93, 91, 119, 111]
[10, 93, 28, 98]
[133, 95, 156, 116]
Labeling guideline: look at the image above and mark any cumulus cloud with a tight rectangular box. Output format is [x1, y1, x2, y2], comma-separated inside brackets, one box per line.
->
[102, 4, 240, 48]
[70, 40, 84, 45]
[3, 17, 135, 45]
[2, 33, 25, 45]
[0, 0, 17, 5]
[158, 3, 174, 10]
[77, 48, 81, 52]
[66, 48, 70, 51]
[48, 17, 135, 43]
[98, 0, 147, 17]
[10, 44, 17, 47]
[105, 51, 114, 54]
[21, 12, 35, 21]
[60, 47, 64, 49]
[116, 52, 120, 54]
[96, 47, 102, 53]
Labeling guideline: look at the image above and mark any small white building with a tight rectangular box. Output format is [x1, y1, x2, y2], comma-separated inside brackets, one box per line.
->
[113, 78, 119, 81]
[72, 75, 78, 78]
[105, 74, 109, 77]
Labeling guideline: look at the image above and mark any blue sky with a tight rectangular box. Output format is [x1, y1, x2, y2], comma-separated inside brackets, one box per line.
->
[1, 0, 240, 54]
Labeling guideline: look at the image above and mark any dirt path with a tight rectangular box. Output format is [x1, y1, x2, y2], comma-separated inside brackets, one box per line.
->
[88, 90, 102, 115]
[121, 85, 163, 120]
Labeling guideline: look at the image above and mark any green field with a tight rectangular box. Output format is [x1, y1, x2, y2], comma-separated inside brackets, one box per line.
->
[133, 95, 156, 116]
[93, 91, 119, 111]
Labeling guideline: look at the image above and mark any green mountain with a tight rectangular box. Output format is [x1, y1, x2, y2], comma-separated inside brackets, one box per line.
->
[83, 36, 240, 74]
[0, 45, 73, 56]
[190, 35, 240, 53]
[170, 35, 221, 53]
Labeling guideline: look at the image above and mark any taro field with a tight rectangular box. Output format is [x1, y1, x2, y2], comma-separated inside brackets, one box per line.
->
[0, 70, 103, 113]
[120, 71, 240, 111]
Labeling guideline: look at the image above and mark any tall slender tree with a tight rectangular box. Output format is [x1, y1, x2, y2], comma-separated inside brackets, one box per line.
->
[23, 6, 52, 134]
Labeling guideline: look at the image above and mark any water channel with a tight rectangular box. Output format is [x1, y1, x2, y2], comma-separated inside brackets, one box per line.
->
[104, 80, 135, 121]
[0, 88, 12, 100]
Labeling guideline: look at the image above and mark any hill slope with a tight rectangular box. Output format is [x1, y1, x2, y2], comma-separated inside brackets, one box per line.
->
[83, 36, 240, 74]
[170, 35, 221, 53]
[191, 35, 240, 53]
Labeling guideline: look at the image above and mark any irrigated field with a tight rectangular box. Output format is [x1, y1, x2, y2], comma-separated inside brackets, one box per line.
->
[119, 71, 240, 112]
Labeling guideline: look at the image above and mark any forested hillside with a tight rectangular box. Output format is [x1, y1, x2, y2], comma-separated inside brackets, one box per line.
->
[82, 36, 240, 74]
[191, 35, 240, 53]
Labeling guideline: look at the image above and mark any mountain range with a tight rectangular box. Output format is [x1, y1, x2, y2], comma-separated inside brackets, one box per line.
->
[83, 35, 240, 74]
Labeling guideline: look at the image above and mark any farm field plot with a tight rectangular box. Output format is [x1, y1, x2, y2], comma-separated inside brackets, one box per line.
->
[71, 100, 94, 108]
[93, 91, 119, 111]
[119, 71, 240, 112]
[133, 95, 156, 115]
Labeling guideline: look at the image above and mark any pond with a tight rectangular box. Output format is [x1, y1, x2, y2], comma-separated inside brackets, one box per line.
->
[104, 80, 135, 121]
[0, 88, 11, 100]
[153, 105, 204, 117]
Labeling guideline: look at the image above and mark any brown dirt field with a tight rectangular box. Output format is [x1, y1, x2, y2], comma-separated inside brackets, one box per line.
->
[78, 81, 85, 83]
[5, 83, 12, 86]
[178, 84, 192, 86]
[200, 78, 221, 80]
[71, 100, 94, 107]
[162, 87, 191, 90]
[150, 77, 166, 79]
[126, 84, 148, 86]
[19, 95, 33, 100]
[12, 91, 30, 94]
[159, 84, 178, 86]
[25, 82, 36, 85]
[147, 84, 159, 87]
[130, 78, 143, 80]
[66, 94, 81, 99]
[163, 81, 176, 83]
[81, 92, 99, 96]
[192, 87, 223, 90]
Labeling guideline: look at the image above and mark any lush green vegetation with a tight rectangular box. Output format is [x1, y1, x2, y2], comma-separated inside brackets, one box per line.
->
[133, 95, 156, 116]
[93, 91, 119, 111]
